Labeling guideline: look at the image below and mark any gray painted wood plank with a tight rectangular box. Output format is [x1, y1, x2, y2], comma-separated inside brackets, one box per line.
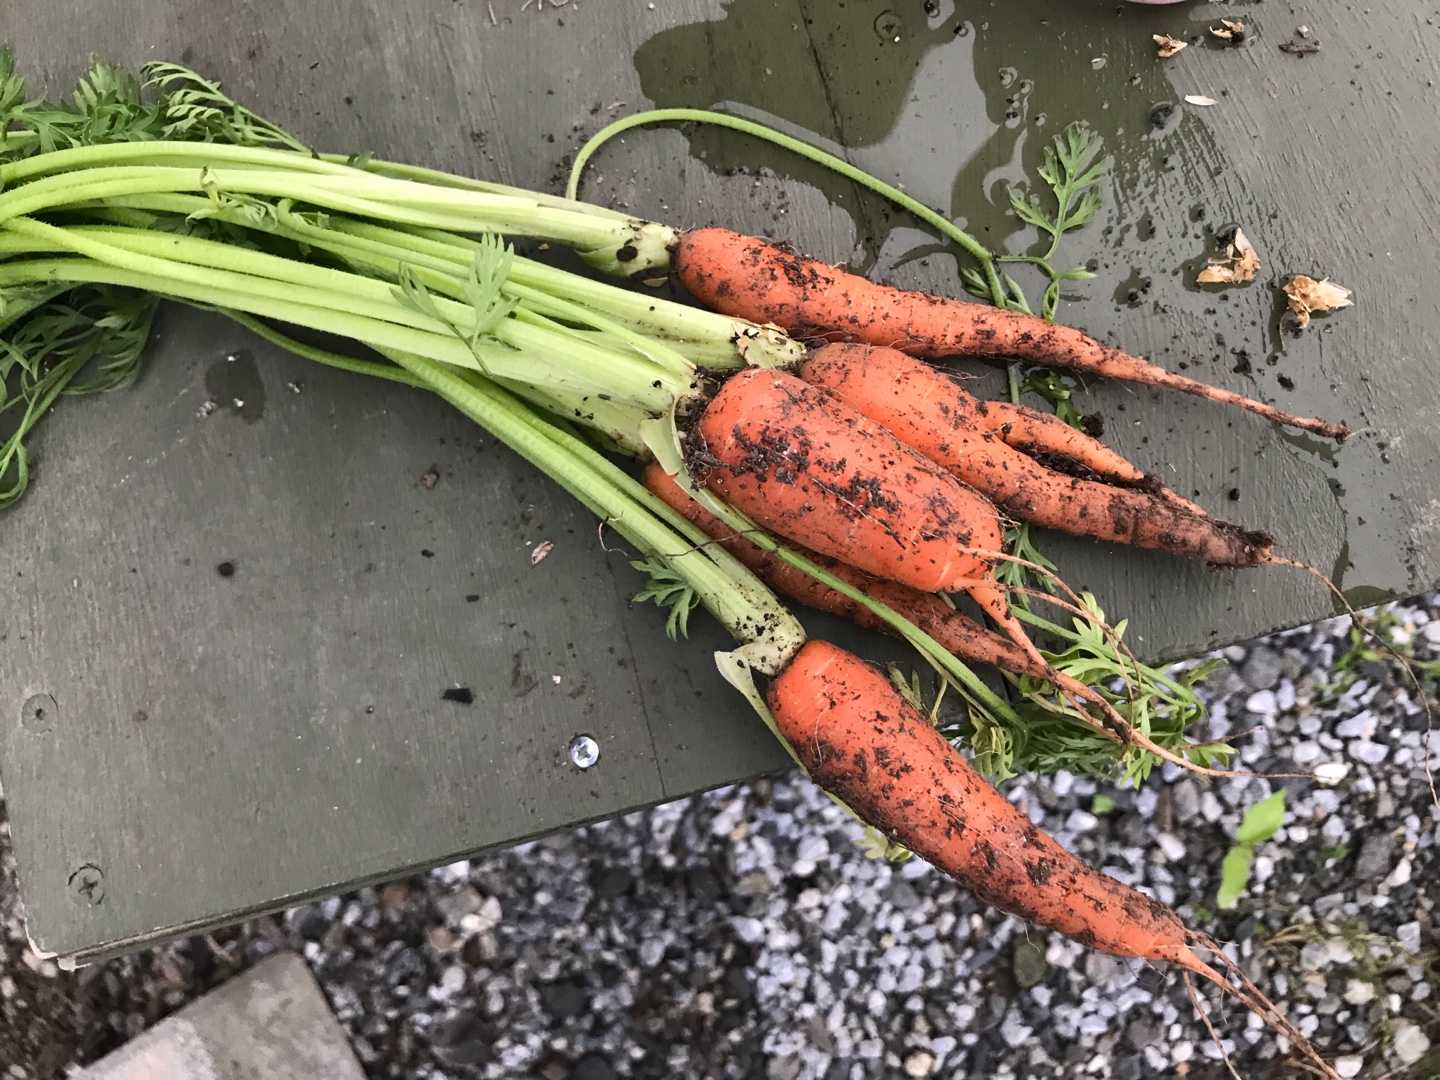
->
[2, 0, 1437, 962]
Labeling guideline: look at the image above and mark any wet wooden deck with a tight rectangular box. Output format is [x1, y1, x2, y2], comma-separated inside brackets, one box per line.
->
[2, 0, 1436, 963]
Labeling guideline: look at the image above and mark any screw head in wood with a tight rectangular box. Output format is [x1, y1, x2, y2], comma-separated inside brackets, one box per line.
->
[21, 694, 56, 734]
[568, 734, 600, 770]
[67, 863, 105, 907]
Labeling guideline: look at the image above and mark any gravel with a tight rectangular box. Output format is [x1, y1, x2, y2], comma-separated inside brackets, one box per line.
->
[3, 595, 1440, 1079]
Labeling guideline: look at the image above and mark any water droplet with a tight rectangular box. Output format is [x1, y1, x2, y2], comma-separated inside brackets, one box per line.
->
[998, 67, 1018, 88]
[873, 11, 902, 43]
[1091, 56, 1108, 71]
[953, 21, 971, 38]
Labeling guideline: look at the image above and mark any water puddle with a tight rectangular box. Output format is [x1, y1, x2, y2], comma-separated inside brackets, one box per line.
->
[629, 0, 1402, 621]
[632, 0, 1229, 277]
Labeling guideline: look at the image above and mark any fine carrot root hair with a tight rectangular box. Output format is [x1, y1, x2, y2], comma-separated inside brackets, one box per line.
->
[676, 228, 1350, 440]
[1270, 555, 1439, 808]
[1183, 933, 1343, 1080]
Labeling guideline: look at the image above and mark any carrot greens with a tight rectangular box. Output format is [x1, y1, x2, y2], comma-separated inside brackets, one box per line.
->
[0, 52, 1224, 781]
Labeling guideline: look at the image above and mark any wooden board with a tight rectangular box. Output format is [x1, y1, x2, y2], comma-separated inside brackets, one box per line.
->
[3, 0, 1437, 963]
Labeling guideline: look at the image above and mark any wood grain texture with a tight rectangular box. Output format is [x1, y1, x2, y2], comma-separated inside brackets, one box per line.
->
[1, 0, 1436, 960]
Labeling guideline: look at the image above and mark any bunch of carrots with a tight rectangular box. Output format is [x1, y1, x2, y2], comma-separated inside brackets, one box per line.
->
[1, 55, 1361, 1076]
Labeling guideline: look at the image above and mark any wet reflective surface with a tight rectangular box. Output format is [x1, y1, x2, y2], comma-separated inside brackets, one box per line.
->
[622, 0, 1440, 630]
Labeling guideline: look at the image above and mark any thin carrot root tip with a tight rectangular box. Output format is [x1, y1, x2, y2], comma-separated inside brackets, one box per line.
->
[1184, 933, 1343, 1080]
[679, 229, 1350, 440]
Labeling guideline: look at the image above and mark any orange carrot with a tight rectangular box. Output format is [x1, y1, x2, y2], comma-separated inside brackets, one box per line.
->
[643, 461, 1048, 679]
[693, 367, 1002, 595]
[800, 344, 1275, 567]
[675, 228, 1349, 441]
[694, 367, 1266, 781]
[771, 640, 1207, 959]
[769, 640, 1339, 1080]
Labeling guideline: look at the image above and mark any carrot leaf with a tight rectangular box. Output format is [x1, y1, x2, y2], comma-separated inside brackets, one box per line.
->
[996, 123, 1108, 318]
[630, 557, 701, 640]
[143, 61, 310, 153]
[461, 234, 519, 341]
[855, 825, 914, 863]
[993, 597, 1231, 783]
[1, 285, 156, 508]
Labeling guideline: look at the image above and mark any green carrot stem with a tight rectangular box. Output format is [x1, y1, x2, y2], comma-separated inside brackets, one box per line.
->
[0, 255, 482, 369]
[0, 165, 648, 253]
[2, 222, 686, 415]
[220, 312, 427, 389]
[564, 106, 1006, 306]
[64, 193, 786, 367]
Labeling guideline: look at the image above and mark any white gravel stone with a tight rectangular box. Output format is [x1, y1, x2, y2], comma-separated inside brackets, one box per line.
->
[1200, 792, 1225, 822]
[1393, 1022, 1430, 1066]
[999, 1012, 1033, 1045]
[1155, 833, 1186, 862]
[1349, 740, 1389, 765]
[1276, 680, 1297, 710]
[734, 917, 766, 945]
[1244, 690, 1277, 715]
[1343, 979, 1374, 1005]
[639, 938, 666, 968]
[1314, 761, 1351, 785]
[1292, 740, 1323, 765]
[1397, 921, 1423, 954]
[1065, 810, 1099, 834]
[903, 1050, 935, 1077]
[795, 835, 829, 862]
[1334, 1056, 1364, 1079]
[1335, 712, 1376, 739]
[900, 858, 932, 880]
[1386, 859, 1412, 888]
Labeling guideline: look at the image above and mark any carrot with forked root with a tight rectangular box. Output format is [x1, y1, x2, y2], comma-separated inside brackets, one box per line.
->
[770, 639, 1340, 1080]
[800, 343, 1275, 566]
[675, 228, 1350, 441]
